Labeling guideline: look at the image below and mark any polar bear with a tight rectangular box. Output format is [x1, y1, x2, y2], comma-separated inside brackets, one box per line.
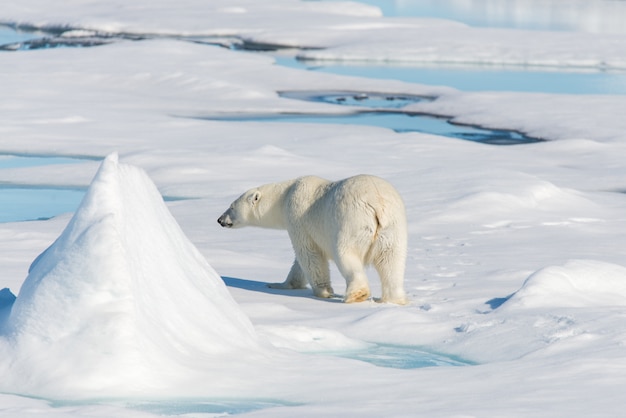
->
[217, 175, 407, 304]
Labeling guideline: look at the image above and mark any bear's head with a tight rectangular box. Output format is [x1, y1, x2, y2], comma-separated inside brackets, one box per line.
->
[217, 189, 261, 228]
[218, 182, 291, 230]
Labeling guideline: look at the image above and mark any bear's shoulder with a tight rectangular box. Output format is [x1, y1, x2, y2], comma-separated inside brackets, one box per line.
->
[287, 176, 331, 195]
[292, 175, 330, 187]
[281, 176, 332, 212]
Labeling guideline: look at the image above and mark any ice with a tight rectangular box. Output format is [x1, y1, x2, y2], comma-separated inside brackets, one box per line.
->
[5, 0, 626, 69]
[3, 1, 626, 417]
[0, 154, 261, 398]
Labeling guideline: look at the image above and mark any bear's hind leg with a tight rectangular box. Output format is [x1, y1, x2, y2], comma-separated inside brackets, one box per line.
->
[373, 249, 408, 305]
[268, 259, 308, 290]
[335, 252, 371, 303]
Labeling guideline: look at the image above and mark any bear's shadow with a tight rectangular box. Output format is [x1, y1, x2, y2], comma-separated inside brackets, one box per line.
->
[222, 276, 345, 303]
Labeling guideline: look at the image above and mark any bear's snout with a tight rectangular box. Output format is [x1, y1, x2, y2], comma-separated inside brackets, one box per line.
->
[217, 213, 233, 228]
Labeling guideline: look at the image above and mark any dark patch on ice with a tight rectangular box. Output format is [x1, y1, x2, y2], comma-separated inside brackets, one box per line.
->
[1, 23, 309, 52]
[0, 288, 16, 306]
[2, 36, 111, 50]
[0, 288, 16, 332]
[222, 276, 344, 302]
[162, 195, 197, 202]
[222, 276, 274, 291]
[485, 294, 514, 310]
[0, 27, 146, 51]
[0, 23, 185, 51]
[233, 39, 322, 52]
[3, 23, 74, 37]
[605, 188, 626, 196]
[280, 90, 434, 109]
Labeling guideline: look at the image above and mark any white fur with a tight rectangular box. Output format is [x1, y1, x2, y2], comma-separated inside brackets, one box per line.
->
[218, 175, 408, 304]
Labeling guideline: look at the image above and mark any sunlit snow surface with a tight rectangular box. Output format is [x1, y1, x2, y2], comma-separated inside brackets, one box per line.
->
[2, 0, 626, 417]
[0, 154, 263, 397]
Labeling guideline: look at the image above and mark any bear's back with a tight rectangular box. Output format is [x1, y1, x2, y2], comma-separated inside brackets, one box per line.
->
[285, 174, 403, 222]
[331, 175, 406, 228]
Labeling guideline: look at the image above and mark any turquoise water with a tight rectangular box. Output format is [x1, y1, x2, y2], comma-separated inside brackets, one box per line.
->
[47, 398, 301, 416]
[203, 92, 540, 144]
[0, 25, 43, 49]
[39, 343, 470, 416]
[0, 155, 88, 222]
[207, 111, 538, 145]
[0, 154, 89, 169]
[291, 1, 626, 94]
[0, 186, 85, 222]
[334, 343, 473, 368]
[276, 56, 626, 95]
[5, 19, 626, 95]
[319, 0, 626, 33]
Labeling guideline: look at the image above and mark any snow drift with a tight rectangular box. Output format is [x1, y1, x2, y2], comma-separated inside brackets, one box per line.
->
[505, 259, 626, 309]
[0, 153, 262, 397]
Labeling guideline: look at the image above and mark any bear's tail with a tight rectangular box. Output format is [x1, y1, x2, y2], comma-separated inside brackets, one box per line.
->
[367, 180, 408, 303]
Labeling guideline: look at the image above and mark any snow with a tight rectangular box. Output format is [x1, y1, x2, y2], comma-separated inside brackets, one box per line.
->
[505, 259, 626, 309]
[0, 153, 263, 398]
[1, 0, 626, 416]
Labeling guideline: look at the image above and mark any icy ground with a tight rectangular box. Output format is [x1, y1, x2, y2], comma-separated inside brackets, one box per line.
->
[2, 0, 626, 416]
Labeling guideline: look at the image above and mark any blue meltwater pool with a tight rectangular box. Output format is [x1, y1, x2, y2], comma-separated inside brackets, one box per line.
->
[0, 155, 90, 222]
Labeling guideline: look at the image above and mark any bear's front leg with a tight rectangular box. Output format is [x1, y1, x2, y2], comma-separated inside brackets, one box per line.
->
[268, 259, 308, 290]
[294, 244, 334, 299]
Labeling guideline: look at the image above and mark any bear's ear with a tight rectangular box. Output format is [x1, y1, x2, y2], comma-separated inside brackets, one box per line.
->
[249, 190, 261, 205]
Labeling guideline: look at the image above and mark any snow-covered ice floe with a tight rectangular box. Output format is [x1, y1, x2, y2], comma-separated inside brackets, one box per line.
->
[3, 0, 626, 416]
[0, 154, 470, 409]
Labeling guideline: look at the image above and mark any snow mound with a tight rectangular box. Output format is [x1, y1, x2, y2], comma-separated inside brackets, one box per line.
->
[0, 153, 261, 397]
[435, 175, 597, 222]
[505, 260, 626, 309]
[456, 179, 585, 213]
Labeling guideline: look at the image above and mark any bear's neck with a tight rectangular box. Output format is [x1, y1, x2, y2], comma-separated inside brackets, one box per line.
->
[256, 180, 294, 230]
